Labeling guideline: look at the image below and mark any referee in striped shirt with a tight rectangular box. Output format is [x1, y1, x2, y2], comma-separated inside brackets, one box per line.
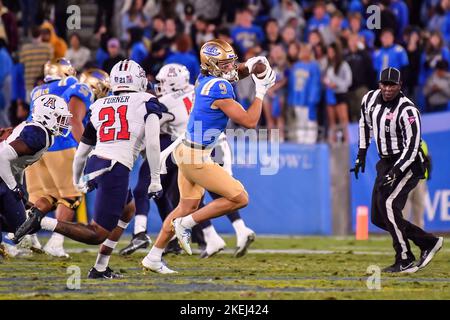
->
[351, 67, 443, 273]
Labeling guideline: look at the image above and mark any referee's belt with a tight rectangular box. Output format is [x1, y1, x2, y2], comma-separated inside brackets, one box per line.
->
[380, 153, 401, 160]
[182, 139, 213, 150]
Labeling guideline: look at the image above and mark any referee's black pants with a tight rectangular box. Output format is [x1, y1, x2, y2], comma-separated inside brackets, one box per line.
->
[371, 157, 437, 262]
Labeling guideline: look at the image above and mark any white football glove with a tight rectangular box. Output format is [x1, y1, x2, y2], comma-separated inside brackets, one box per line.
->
[148, 181, 163, 199]
[252, 67, 276, 100]
[245, 56, 270, 74]
[74, 181, 89, 194]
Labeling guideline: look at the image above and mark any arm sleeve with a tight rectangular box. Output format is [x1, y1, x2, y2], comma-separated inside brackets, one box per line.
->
[80, 121, 97, 146]
[393, 107, 421, 174]
[72, 142, 94, 186]
[145, 113, 161, 184]
[0, 143, 19, 189]
[18, 125, 48, 154]
[159, 134, 184, 174]
[358, 93, 372, 150]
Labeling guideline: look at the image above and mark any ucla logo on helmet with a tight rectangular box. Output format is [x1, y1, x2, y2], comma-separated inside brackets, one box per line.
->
[203, 45, 220, 56]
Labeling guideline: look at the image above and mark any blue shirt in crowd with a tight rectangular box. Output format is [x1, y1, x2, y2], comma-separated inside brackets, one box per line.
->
[287, 61, 321, 121]
[372, 44, 409, 75]
[231, 25, 265, 55]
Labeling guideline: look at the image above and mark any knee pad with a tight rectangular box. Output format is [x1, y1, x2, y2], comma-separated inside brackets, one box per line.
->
[57, 197, 82, 210]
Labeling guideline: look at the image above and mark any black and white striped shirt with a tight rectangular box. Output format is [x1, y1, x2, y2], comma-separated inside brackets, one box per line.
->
[359, 89, 422, 174]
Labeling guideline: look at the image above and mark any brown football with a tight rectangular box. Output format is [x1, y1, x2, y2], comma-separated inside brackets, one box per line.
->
[252, 61, 267, 79]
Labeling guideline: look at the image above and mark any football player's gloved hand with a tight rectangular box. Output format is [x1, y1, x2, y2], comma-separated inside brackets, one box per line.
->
[350, 149, 367, 179]
[252, 68, 276, 100]
[12, 184, 26, 201]
[148, 182, 163, 200]
[245, 56, 270, 72]
[75, 180, 95, 194]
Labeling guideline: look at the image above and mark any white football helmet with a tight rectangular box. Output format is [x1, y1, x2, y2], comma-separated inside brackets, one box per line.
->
[32, 94, 72, 137]
[155, 63, 190, 96]
[110, 59, 148, 93]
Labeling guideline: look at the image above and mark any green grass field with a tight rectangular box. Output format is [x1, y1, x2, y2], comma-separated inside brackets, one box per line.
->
[1, 235, 449, 300]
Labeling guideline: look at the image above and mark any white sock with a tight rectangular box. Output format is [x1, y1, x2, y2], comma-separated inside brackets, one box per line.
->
[147, 246, 164, 261]
[134, 215, 147, 235]
[203, 225, 221, 241]
[94, 254, 110, 272]
[232, 219, 247, 235]
[180, 215, 197, 229]
[48, 232, 64, 246]
[41, 217, 57, 232]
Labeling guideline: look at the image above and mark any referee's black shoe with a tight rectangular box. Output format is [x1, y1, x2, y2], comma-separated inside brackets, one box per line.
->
[417, 237, 443, 270]
[382, 259, 418, 273]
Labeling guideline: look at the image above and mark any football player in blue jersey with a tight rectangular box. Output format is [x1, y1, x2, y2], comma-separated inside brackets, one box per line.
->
[119, 64, 256, 259]
[0, 95, 72, 260]
[142, 39, 275, 273]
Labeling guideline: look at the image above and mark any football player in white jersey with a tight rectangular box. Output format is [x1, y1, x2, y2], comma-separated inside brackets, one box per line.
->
[13, 60, 164, 253]
[0, 95, 71, 259]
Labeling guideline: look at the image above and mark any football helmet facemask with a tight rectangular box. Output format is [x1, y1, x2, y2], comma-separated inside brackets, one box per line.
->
[32, 94, 72, 137]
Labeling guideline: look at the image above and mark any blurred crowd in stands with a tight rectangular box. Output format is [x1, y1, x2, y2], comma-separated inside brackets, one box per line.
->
[0, 0, 449, 144]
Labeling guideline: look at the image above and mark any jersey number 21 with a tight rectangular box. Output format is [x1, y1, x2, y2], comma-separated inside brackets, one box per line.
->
[99, 105, 130, 142]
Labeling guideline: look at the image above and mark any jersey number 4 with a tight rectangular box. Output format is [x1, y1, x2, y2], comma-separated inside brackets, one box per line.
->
[99, 105, 130, 142]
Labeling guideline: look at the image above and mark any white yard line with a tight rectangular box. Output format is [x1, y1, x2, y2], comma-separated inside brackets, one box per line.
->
[64, 247, 396, 255]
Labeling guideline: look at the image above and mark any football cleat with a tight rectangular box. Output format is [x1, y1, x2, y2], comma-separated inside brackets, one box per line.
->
[119, 232, 152, 256]
[43, 243, 69, 258]
[0, 244, 9, 260]
[0, 243, 32, 258]
[163, 238, 183, 256]
[172, 218, 192, 255]
[200, 235, 226, 259]
[12, 208, 44, 244]
[88, 267, 123, 279]
[16, 234, 44, 254]
[417, 237, 443, 270]
[142, 257, 177, 274]
[234, 228, 256, 258]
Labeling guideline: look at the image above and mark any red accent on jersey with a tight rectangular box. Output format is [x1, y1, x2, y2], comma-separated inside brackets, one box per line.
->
[117, 105, 131, 140]
[182, 97, 193, 114]
[99, 107, 115, 142]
